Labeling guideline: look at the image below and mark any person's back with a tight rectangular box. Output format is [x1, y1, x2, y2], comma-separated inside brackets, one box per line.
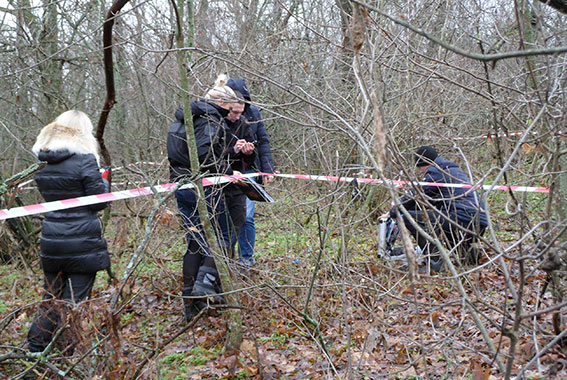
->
[27, 110, 110, 354]
[35, 149, 110, 273]
[422, 156, 488, 228]
[167, 108, 192, 182]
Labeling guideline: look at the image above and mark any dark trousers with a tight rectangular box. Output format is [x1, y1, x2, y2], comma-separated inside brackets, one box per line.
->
[223, 187, 247, 258]
[175, 187, 234, 300]
[401, 209, 484, 261]
[27, 271, 95, 353]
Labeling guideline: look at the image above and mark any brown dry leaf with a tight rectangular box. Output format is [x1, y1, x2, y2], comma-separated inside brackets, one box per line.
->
[394, 344, 408, 365]
[158, 209, 175, 225]
[521, 143, 535, 154]
[468, 358, 491, 380]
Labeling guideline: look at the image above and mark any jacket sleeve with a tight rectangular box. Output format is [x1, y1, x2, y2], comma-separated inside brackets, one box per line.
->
[195, 117, 233, 175]
[81, 155, 109, 211]
[389, 170, 440, 218]
[389, 196, 417, 219]
[251, 107, 274, 173]
[167, 125, 192, 171]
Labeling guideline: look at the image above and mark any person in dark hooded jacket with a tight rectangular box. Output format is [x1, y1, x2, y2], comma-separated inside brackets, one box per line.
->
[167, 75, 255, 321]
[384, 146, 488, 272]
[227, 79, 275, 267]
[222, 91, 257, 259]
[27, 110, 110, 353]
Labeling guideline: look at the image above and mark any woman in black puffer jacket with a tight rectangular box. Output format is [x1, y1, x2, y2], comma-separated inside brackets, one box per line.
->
[27, 110, 110, 354]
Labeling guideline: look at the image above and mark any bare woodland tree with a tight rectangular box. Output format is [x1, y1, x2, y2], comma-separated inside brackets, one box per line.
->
[1, 0, 567, 378]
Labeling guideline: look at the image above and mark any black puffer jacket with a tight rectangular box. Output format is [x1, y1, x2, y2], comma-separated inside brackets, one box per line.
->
[167, 102, 236, 182]
[36, 150, 110, 273]
[167, 108, 193, 182]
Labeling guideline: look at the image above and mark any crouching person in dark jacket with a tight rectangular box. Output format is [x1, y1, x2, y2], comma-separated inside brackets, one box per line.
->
[27, 110, 110, 354]
[384, 146, 488, 272]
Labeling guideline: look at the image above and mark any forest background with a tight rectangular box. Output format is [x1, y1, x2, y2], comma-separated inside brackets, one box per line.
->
[1, 0, 567, 379]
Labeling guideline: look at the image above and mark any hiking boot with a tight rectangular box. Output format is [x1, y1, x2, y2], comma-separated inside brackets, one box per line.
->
[192, 272, 217, 296]
[191, 267, 225, 304]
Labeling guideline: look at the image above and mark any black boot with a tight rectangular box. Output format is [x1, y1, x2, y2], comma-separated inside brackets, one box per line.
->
[191, 266, 225, 304]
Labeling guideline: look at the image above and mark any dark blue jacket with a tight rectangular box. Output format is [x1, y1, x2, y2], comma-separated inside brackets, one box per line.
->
[226, 79, 274, 178]
[35, 150, 110, 273]
[391, 156, 488, 227]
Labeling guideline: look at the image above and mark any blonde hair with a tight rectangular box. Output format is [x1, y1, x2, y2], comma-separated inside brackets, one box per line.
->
[32, 110, 100, 165]
[204, 74, 237, 103]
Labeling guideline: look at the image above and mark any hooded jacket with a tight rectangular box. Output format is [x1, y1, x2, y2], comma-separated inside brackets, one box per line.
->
[32, 125, 110, 274]
[391, 156, 488, 227]
[226, 79, 274, 177]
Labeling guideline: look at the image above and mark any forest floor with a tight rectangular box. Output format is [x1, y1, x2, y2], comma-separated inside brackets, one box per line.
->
[0, 184, 566, 379]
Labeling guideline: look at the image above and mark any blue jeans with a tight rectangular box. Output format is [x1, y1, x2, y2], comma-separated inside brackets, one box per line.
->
[238, 170, 257, 261]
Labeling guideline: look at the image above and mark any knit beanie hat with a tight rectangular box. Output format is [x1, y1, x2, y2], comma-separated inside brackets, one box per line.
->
[205, 74, 237, 102]
[415, 145, 438, 167]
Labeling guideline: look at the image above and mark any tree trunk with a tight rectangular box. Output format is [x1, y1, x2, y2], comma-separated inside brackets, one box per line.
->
[174, 0, 243, 357]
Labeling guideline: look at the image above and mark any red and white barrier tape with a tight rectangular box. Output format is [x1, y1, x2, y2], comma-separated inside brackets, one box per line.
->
[1, 174, 256, 221]
[452, 130, 567, 141]
[452, 131, 525, 141]
[272, 173, 549, 193]
[1, 172, 548, 221]
[112, 161, 162, 171]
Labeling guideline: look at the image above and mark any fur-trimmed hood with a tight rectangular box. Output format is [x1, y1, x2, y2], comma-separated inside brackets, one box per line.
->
[32, 123, 100, 165]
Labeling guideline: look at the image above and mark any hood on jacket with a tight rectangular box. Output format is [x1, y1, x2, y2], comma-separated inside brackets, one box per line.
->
[226, 79, 251, 101]
[174, 107, 184, 123]
[191, 100, 229, 119]
[38, 149, 75, 164]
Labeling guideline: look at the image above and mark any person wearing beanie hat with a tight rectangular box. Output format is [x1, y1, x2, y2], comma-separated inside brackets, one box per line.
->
[415, 145, 438, 167]
[381, 146, 488, 273]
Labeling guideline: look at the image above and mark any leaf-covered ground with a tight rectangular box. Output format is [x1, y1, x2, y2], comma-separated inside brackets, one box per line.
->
[1, 184, 566, 379]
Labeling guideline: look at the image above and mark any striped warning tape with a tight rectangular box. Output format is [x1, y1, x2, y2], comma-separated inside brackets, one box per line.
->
[0, 172, 549, 221]
[1, 173, 257, 221]
[272, 173, 549, 193]
[452, 131, 525, 141]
